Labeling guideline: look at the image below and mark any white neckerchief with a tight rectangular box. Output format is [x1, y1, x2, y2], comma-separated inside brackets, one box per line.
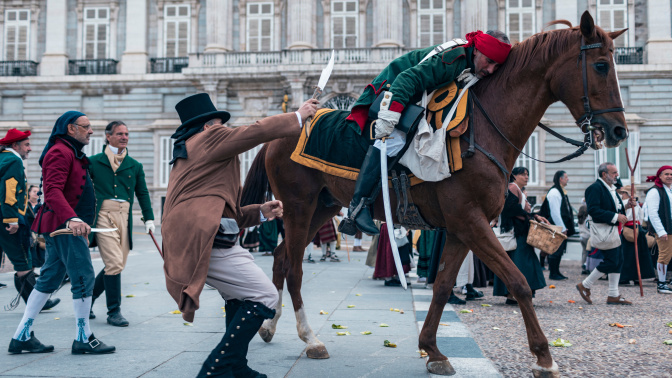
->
[108, 145, 125, 154]
[5, 148, 22, 160]
[598, 178, 621, 210]
[511, 182, 526, 209]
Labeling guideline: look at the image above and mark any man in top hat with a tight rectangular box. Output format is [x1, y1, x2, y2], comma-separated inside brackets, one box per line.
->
[161, 93, 318, 377]
[8, 112, 115, 355]
[0, 129, 60, 312]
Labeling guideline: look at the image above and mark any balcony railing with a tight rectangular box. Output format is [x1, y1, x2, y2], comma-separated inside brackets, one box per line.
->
[0, 61, 38, 76]
[189, 47, 409, 68]
[68, 59, 118, 75]
[150, 57, 189, 73]
[615, 47, 643, 64]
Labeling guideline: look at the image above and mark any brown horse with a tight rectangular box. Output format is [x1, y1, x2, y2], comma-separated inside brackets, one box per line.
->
[244, 12, 627, 377]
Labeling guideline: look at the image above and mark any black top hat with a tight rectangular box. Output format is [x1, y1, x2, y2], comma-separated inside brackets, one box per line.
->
[174, 93, 231, 133]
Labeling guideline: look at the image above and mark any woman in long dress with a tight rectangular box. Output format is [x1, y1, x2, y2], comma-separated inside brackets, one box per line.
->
[493, 167, 549, 305]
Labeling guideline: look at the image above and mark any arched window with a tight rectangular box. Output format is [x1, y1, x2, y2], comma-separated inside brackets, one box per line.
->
[323, 94, 357, 111]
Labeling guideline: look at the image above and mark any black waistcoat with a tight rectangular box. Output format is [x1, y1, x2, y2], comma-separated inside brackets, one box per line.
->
[655, 186, 672, 235]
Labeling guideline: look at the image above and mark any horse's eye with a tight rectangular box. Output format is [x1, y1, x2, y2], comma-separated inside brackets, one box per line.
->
[593, 62, 610, 75]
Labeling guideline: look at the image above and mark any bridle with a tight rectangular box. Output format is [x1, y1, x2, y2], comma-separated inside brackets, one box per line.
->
[576, 36, 625, 144]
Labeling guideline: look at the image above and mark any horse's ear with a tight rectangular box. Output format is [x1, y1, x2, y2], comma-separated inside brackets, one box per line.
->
[580, 11, 596, 40]
[609, 28, 628, 41]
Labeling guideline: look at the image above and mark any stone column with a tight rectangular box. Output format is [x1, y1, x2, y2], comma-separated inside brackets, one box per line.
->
[204, 0, 232, 52]
[646, 0, 672, 64]
[373, 0, 403, 47]
[554, 1, 577, 29]
[120, 0, 148, 74]
[40, 0, 68, 76]
[286, 75, 305, 110]
[287, 0, 316, 49]
[201, 79, 220, 106]
[460, 0, 488, 37]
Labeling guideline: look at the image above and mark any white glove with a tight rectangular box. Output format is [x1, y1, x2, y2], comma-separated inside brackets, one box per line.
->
[374, 109, 401, 139]
[145, 220, 155, 234]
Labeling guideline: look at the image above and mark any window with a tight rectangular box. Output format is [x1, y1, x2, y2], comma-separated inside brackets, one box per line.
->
[247, 2, 273, 51]
[417, 0, 445, 47]
[83, 7, 110, 59]
[83, 137, 104, 157]
[332, 1, 358, 48]
[595, 131, 640, 185]
[506, 0, 535, 44]
[323, 94, 357, 111]
[164, 5, 190, 57]
[240, 144, 263, 185]
[159, 136, 174, 187]
[597, 0, 627, 47]
[4, 10, 30, 61]
[514, 131, 539, 186]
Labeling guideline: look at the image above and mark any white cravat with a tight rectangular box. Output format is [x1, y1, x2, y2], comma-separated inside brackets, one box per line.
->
[6, 147, 22, 160]
[598, 178, 621, 224]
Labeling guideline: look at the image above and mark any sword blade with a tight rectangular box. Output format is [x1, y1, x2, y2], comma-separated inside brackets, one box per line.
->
[90, 228, 118, 233]
[316, 50, 335, 90]
[380, 140, 408, 290]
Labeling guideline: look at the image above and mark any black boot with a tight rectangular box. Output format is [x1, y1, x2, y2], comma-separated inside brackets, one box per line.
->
[103, 274, 129, 327]
[548, 257, 567, 280]
[197, 301, 276, 378]
[89, 269, 105, 319]
[338, 145, 381, 236]
[464, 284, 484, 300]
[447, 290, 466, 305]
[11, 272, 60, 312]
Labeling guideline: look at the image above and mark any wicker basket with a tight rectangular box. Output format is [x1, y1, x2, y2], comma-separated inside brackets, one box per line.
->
[526, 220, 567, 254]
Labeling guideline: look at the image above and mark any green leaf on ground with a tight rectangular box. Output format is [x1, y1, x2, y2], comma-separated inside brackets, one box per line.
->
[550, 338, 572, 347]
[331, 324, 348, 329]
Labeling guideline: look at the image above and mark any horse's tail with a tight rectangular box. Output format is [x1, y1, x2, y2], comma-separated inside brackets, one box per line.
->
[240, 144, 271, 206]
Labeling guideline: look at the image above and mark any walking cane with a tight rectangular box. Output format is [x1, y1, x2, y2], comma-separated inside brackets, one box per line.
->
[625, 146, 644, 297]
[149, 230, 163, 258]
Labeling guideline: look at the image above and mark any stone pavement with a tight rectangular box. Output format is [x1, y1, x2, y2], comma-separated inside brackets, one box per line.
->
[0, 227, 499, 377]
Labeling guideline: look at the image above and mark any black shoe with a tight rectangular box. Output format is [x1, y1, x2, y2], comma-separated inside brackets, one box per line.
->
[384, 278, 402, 287]
[505, 299, 518, 305]
[89, 309, 96, 319]
[339, 146, 382, 236]
[0, 282, 6, 288]
[8, 332, 54, 354]
[107, 311, 129, 327]
[448, 291, 466, 305]
[548, 274, 568, 281]
[581, 269, 590, 275]
[465, 284, 484, 298]
[41, 298, 61, 311]
[71, 334, 115, 354]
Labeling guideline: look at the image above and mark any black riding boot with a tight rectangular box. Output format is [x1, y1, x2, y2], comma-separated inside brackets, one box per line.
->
[225, 299, 242, 329]
[12, 271, 60, 312]
[338, 145, 381, 236]
[104, 274, 129, 327]
[197, 301, 276, 378]
[89, 269, 105, 319]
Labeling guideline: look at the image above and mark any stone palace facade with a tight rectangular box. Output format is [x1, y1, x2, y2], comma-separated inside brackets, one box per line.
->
[0, 0, 670, 223]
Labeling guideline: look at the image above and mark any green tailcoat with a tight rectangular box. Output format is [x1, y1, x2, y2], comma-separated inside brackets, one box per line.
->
[88, 146, 154, 249]
[0, 150, 27, 224]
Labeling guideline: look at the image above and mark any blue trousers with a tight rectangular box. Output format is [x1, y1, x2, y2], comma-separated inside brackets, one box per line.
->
[35, 234, 94, 299]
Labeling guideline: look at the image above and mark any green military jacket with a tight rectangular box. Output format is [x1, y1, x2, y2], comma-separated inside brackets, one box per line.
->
[0, 150, 27, 224]
[348, 44, 475, 132]
[88, 145, 154, 249]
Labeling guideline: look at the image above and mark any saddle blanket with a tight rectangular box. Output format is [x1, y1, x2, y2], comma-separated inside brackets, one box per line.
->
[290, 82, 470, 183]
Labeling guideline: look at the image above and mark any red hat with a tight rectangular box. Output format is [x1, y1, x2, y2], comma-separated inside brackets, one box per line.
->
[465, 31, 512, 64]
[0, 128, 31, 145]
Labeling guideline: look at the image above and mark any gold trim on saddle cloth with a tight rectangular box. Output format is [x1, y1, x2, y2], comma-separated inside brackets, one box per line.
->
[290, 108, 424, 186]
[426, 81, 470, 173]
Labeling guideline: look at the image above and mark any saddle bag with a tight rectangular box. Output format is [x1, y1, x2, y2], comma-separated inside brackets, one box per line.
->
[213, 218, 240, 249]
[368, 92, 425, 135]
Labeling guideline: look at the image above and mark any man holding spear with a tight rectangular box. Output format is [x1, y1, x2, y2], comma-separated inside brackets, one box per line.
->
[644, 165, 672, 294]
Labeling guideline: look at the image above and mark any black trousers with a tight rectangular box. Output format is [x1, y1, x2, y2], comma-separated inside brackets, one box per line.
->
[547, 240, 567, 263]
[596, 245, 624, 274]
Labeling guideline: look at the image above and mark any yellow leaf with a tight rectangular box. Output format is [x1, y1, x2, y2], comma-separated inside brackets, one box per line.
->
[417, 350, 428, 357]
[356, 294, 362, 296]
[54, 317, 60, 320]
[183, 323, 193, 326]
[169, 310, 182, 314]
[481, 304, 492, 307]
[347, 305, 355, 308]
[379, 323, 389, 327]
[125, 294, 135, 298]
[393, 308, 400, 312]
[439, 323, 450, 326]
[319, 310, 329, 315]
[360, 331, 372, 335]
[336, 331, 351, 336]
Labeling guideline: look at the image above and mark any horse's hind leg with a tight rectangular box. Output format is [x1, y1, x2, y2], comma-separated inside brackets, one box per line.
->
[258, 239, 288, 343]
[419, 233, 469, 376]
[461, 219, 559, 378]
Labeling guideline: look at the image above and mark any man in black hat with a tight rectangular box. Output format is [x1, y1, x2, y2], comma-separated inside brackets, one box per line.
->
[161, 93, 318, 377]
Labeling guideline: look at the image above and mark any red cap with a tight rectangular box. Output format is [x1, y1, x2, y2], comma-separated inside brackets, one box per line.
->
[0, 128, 31, 145]
[465, 31, 512, 64]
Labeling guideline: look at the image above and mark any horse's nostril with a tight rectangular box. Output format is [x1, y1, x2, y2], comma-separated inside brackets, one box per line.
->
[613, 126, 628, 140]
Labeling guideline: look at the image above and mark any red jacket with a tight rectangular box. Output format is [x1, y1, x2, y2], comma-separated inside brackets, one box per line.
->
[32, 138, 90, 234]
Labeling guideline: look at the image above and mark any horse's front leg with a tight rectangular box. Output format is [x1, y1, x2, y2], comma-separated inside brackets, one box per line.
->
[258, 240, 287, 343]
[419, 233, 469, 376]
[462, 218, 559, 378]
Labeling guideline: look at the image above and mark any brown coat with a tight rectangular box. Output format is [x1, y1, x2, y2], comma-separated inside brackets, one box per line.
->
[161, 113, 299, 322]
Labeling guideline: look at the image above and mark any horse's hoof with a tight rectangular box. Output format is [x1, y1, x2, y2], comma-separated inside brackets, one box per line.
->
[306, 344, 330, 359]
[426, 360, 456, 376]
[532, 360, 560, 378]
[258, 327, 275, 343]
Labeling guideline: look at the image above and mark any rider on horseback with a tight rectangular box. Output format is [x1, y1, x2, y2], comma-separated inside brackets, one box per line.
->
[339, 30, 512, 236]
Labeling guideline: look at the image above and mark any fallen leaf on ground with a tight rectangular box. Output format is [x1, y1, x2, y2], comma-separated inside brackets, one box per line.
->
[459, 309, 473, 313]
[347, 305, 355, 308]
[555, 329, 564, 332]
[125, 294, 135, 298]
[379, 323, 389, 327]
[282, 304, 285, 307]
[332, 324, 348, 329]
[669, 330, 672, 335]
[383, 340, 397, 348]
[184, 323, 193, 326]
[356, 294, 362, 296]
[221, 307, 225, 309]
[492, 327, 500, 330]
[513, 311, 519, 314]
[549, 301, 553, 303]
[336, 331, 351, 336]
[550, 338, 572, 347]
[578, 307, 584, 310]
[549, 285, 556, 289]
[360, 331, 372, 335]
[609, 323, 625, 328]
[169, 310, 182, 314]
[481, 304, 492, 307]
[439, 323, 450, 326]
[54, 317, 60, 320]
[393, 308, 400, 312]
[417, 350, 428, 357]
[319, 310, 329, 315]
[145, 282, 149, 285]
[665, 322, 672, 328]
[663, 340, 672, 345]
[568, 300, 576, 303]
[628, 339, 637, 344]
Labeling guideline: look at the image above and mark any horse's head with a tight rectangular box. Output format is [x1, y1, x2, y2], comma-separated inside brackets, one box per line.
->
[549, 11, 628, 149]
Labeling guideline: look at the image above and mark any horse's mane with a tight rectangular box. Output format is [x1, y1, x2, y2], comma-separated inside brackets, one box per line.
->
[478, 20, 611, 91]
